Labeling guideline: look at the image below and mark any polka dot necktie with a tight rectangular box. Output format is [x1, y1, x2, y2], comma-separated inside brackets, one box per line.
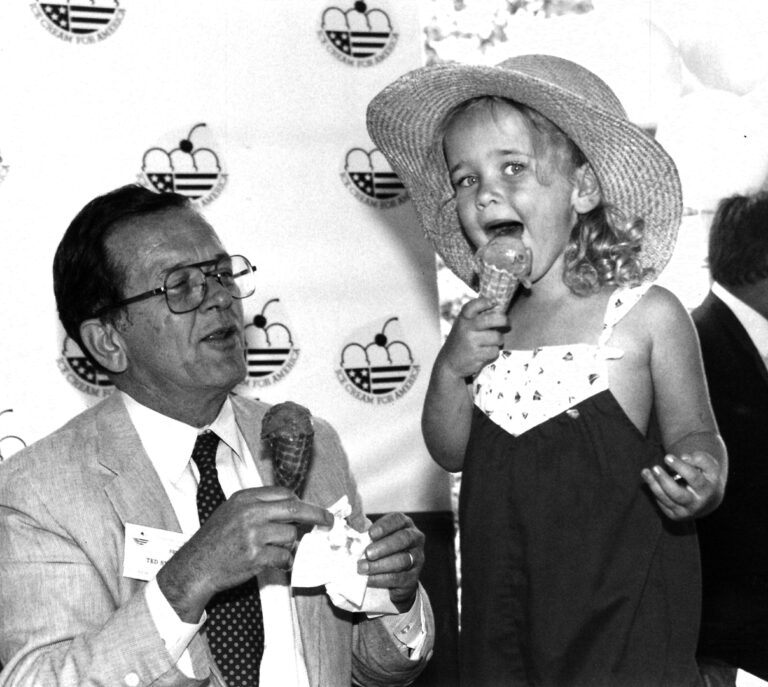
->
[191, 430, 264, 687]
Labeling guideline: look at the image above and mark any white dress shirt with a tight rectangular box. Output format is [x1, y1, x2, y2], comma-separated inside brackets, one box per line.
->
[120, 391, 427, 686]
[122, 391, 310, 687]
[712, 282, 768, 371]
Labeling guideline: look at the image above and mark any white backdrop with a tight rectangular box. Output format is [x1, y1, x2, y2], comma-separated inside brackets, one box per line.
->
[0, 1, 451, 514]
[5, 0, 768, 513]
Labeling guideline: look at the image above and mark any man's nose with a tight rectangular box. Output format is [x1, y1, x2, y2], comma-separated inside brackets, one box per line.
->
[201, 273, 234, 309]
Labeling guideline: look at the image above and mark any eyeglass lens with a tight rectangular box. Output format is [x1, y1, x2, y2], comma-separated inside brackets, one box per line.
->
[165, 255, 255, 313]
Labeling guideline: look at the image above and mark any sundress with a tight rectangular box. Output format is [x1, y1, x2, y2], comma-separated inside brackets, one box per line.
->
[459, 284, 702, 687]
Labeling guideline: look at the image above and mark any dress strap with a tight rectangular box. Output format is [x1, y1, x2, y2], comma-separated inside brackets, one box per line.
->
[598, 282, 653, 347]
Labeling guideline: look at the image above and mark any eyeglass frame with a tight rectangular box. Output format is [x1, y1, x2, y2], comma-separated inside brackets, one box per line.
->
[91, 254, 257, 318]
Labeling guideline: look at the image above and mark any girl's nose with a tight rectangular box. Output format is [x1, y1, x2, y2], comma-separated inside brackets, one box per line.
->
[475, 177, 501, 209]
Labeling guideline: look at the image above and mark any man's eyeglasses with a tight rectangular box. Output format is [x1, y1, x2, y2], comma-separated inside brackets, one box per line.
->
[93, 254, 257, 317]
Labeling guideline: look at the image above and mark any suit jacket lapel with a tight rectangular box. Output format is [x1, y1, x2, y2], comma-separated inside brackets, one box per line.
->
[708, 293, 768, 389]
[232, 395, 341, 686]
[96, 393, 182, 533]
[232, 394, 275, 486]
[94, 394, 228, 684]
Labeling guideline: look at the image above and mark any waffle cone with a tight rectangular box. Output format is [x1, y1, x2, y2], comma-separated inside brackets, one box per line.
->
[268, 433, 313, 494]
[261, 401, 314, 494]
[478, 264, 520, 313]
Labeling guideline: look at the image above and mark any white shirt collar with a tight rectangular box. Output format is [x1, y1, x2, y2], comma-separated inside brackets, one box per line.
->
[712, 281, 768, 360]
[119, 391, 245, 486]
[206, 398, 247, 464]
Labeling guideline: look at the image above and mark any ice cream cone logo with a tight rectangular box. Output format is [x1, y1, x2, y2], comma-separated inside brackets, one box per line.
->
[341, 147, 407, 209]
[241, 298, 300, 389]
[139, 123, 228, 207]
[30, 0, 125, 43]
[318, 2, 398, 67]
[336, 317, 420, 404]
[57, 335, 114, 398]
[0, 409, 27, 462]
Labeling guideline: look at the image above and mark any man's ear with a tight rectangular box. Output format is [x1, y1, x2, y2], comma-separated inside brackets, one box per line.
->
[572, 163, 602, 214]
[79, 319, 128, 374]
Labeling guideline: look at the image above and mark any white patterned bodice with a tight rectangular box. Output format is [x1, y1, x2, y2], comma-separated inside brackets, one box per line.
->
[473, 283, 652, 437]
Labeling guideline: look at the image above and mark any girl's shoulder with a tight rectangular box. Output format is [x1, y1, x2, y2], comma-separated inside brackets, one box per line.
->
[622, 283, 688, 323]
[608, 283, 691, 344]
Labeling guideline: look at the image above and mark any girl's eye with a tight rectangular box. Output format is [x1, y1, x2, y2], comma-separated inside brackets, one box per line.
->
[503, 162, 525, 176]
[452, 174, 477, 189]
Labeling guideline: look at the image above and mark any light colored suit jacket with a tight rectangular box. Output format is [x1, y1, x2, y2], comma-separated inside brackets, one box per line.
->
[0, 393, 433, 687]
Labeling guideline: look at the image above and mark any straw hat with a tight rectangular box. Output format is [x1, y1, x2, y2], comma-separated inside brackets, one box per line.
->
[366, 54, 682, 287]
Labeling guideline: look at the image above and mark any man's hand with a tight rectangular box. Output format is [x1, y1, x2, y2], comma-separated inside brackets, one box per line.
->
[357, 512, 425, 613]
[158, 486, 332, 622]
[641, 451, 724, 520]
[440, 297, 509, 379]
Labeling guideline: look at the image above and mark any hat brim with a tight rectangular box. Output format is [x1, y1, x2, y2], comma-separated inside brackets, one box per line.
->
[367, 55, 682, 287]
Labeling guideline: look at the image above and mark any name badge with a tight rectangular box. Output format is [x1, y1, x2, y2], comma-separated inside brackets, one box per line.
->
[123, 523, 189, 581]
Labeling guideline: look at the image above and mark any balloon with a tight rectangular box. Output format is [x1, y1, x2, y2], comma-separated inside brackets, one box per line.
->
[675, 0, 768, 95]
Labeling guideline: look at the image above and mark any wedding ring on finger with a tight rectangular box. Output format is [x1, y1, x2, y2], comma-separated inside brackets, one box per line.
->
[405, 552, 415, 570]
[672, 472, 688, 487]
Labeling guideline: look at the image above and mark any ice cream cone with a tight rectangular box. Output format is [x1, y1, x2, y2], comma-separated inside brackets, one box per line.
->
[269, 433, 313, 493]
[474, 231, 532, 313]
[261, 401, 314, 495]
[478, 265, 521, 314]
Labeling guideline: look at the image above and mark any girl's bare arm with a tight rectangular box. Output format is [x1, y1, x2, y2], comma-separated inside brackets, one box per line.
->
[422, 298, 508, 472]
[641, 286, 727, 520]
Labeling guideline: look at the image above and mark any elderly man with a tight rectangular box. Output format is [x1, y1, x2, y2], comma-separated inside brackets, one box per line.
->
[0, 184, 434, 687]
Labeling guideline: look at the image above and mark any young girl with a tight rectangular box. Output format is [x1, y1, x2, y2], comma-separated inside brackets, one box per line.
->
[368, 55, 727, 686]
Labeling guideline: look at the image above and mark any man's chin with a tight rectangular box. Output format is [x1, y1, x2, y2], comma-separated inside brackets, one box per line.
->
[200, 354, 247, 391]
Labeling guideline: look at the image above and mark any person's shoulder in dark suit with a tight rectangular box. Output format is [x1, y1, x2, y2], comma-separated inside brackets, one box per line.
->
[692, 192, 768, 682]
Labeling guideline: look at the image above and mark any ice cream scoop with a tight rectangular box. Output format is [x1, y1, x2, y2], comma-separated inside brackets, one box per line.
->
[261, 401, 314, 496]
[474, 231, 532, 313]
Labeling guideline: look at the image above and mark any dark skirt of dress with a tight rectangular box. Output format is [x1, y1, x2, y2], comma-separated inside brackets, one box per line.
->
[459, 391, 702, 687]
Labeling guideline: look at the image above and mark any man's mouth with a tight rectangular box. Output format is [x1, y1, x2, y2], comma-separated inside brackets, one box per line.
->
[201, 325, 239, 343]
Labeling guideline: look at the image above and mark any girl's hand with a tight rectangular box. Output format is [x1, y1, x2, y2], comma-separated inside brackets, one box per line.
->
[440, 297, 510, 379]
[641, 451, 723, 520]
